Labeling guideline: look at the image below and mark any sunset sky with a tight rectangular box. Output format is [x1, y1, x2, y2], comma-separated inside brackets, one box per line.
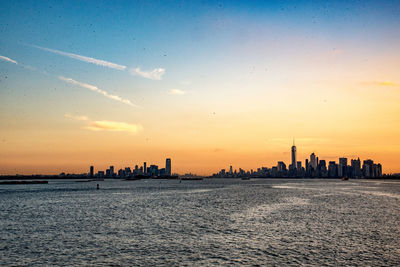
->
[1, 0, 400, 175]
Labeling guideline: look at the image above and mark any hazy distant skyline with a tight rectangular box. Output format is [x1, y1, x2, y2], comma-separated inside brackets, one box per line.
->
[1, 0, 400, 175]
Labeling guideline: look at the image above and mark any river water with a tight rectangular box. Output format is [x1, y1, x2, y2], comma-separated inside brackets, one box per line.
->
[0, 178, 399, 266]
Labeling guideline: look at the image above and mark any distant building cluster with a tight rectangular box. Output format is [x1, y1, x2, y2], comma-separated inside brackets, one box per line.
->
[212, 144, 383, 179]
[87, 158, 173, 178]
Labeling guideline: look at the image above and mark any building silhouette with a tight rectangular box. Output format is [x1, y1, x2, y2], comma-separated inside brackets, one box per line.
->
[310, 153, 317, 170]
[277, 161, 286, 172]
[351, 158, 362, 178]
[338, 158, 348, 177]
[291, 140, 297, 170]
[166, 158, 171, 176]
[328, 161, 337, 177]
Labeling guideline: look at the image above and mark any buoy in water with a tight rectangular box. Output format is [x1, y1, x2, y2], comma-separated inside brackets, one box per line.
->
[96, 184, 100, 190]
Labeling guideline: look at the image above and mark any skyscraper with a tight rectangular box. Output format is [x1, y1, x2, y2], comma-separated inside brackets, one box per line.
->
[143, 162, 147, 174]
[363, 159, 374, 177]
[149, 165, 159, 176]
[291, 141, 297, 170]
[377, 163, 382, 177]
[305, 159, 309, 173]
[310, 153, 317, 170]
[166, 158, 171, 176]
[338, 158, 348, 177]
[89, 166, 94, 177]
[277, 161, 287, 172]
[328, 161, 337, 177]
[318, 160, 327, 177]
[110, 166, 114, 177]
[296, 161, 302, 170]
[351, 158, 361, 178]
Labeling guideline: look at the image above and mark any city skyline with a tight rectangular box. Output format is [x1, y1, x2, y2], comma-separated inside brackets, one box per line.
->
[1, 1, 400, 175]
[212, 144, 383, 178]
[82, 157, 174, 179]
[3, 145, 387, 178]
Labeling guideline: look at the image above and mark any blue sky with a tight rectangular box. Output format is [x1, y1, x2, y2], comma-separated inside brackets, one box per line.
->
[1, 1, 399, 76]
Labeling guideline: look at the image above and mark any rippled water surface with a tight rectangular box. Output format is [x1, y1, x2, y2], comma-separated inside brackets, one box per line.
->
[1, 179, 399, 266]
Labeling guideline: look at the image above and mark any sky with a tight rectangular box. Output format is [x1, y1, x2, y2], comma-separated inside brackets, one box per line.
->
[0, 0, 400, 175]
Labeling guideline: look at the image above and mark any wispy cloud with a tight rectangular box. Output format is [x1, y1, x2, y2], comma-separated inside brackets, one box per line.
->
[33, 45, 126, 70]
[0, 55, 18, 64]
[65, 113, 142, 134]
[168, 89, 186, 95]
[59, 76, 138, 107]
[31, 45, 167, 80]
[85, 120, 143, 133]
[130, 67, 165, 80]
[0, 56, 50, 76]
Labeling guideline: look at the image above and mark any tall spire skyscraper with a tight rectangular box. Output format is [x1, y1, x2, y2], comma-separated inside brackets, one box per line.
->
[291, 139, 297, 170]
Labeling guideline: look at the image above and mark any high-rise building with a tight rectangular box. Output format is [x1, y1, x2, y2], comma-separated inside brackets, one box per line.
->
[149, 165, 159, 176]
[110, 166, 114, 177]
[296, 161, 302, 170]
[159, 168, 166, 176]
[166, 158, 171, 176]
[328, 161, 337, 177]
[229, 165, 233, 175]
[89, 166, 94, 177]
[291, 142, 297, 170]
[351, 158, 361, 178]
[377, 163, 382, 177]
[361, 159, 382, 178]
[338, 158, 348, 177]
[318, 160, 327, 177]
[310, 153, 317, 170]
[363, 159, 374, 177]
[305, 159, 309, 173]
[143, 162, 147, 174]
[277, 161, 287, 172]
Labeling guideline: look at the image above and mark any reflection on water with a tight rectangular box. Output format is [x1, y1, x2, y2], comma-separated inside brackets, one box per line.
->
[0, 179, 399, 266]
